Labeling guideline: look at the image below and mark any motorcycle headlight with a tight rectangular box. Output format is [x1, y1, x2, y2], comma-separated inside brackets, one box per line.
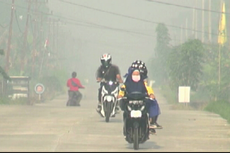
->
[104, 95, 113, 102]
[108, 81, 113, 85]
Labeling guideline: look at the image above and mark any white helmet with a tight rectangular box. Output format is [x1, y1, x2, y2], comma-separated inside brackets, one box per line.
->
[100, 53, 112, 68]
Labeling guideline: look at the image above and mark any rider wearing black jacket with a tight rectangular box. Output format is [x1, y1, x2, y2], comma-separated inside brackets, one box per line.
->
[96, 53, 123, 113]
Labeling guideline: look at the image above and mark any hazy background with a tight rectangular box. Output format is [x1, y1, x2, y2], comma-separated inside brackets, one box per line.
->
[47, 0, 197, 83]
[1, 0, 228, 90]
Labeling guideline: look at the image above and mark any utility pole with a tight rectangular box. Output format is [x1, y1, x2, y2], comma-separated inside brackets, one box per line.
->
[55, 20, 60, 69]
[32, 0, 38, 77]
[21, 0, 31, 75]
[180, 25, 183, 44]
[39, 17, 51, 77]
[193, 0, 198, 39]
[52, 18, 55, 57]
[229, 1, 230, 51]
[56, 20, 59, 58]
[202, 0, 205, 43]
[185, 18, 188, 40]
[195, 0, 198, 39]
[5, 0, 15, 73]
[193, 5, 195, 38]
[39, 13, 44, 54]
[209, 0, 212, 43]
[38, 13, 45, 78]
[50, 18, 61, 69]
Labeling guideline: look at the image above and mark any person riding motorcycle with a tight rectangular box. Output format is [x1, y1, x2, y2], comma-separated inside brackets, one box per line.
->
[118, 67, 153, 135]
[119, 60, 162, 133]
[66, 71, 85, 106]
[131, 60, 162, 129]
[96, 53, 123, 114]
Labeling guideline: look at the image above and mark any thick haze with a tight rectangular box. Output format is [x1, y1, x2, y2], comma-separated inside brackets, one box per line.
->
[47, 0, 199, 83]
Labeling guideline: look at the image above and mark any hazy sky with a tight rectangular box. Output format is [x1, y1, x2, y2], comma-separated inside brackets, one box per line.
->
[47, 0, 196, 81]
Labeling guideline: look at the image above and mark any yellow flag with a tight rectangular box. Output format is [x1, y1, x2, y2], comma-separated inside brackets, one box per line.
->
[218, 1, 227, 45]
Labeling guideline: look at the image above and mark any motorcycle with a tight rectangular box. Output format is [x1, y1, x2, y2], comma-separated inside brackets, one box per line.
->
[99, 80, 119, 122]
[66, 90, 81, 106]
[121, 91, 150, 150]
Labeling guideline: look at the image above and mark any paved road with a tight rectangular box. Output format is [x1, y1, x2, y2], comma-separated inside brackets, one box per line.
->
[0, 87, 230, 152]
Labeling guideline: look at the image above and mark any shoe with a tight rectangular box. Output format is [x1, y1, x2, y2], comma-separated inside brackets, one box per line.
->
[96, 104, 104, 117]
[96, 102, 101, 112]
[150, 123, 163, 129]
[115, 106, 120, 114]
[155, 123, 163, 129]
[149, 124, 157, 129]
[149, 128, 156, 135]
[96, 109, 103, 118]
[123, 128, 126, 136]
[96, 106, 101, 113]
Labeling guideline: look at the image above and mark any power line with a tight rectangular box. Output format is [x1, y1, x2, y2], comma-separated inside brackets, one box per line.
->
[0, 0, 159, 38]
[63, 20, 188, 43]
[146, 0, 230, 15]
[0, 1, 80, 23]
[65, 20, 156, 37]
[58, 0, 225, 37]
[0, 0, 226, 39]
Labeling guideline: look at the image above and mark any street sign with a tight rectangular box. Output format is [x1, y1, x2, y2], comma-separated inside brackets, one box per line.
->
[34, 83, 45, 95]
[178, 86, 190, 103]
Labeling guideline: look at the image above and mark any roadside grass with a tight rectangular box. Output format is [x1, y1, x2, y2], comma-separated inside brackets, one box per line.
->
[160, 85, 230, 124]
[159, 85, 194, 110]
[204, 100, 230, 124]
[0, 97, 9, 105]
[0, 97, 28, 105]
[0, 93, 64, 105]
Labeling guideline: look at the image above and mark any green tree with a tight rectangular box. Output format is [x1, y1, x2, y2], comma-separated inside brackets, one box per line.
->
[150, 23, 171, 85]
[200, 43, 230, 101]
[0, 49, 10, 80]
[0, 1, 50, 77]
[168, 39, 204, 91]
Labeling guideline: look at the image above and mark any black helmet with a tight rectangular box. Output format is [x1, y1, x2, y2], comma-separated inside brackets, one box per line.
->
[140, 65, 148, 78]
[131, 60, 148, 78]
[100, 53, 112, 68]
[72, 71, 77, 78]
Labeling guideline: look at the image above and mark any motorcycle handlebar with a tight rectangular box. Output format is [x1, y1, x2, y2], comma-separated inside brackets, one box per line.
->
[118, 96, 150, 101]
[97, 79, 118, 84]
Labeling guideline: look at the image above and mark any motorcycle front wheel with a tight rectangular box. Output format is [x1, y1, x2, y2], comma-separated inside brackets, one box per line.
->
[133, 127, 139, 150]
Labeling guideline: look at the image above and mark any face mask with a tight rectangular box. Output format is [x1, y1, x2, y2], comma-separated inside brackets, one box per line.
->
[132, 75, 140, 82]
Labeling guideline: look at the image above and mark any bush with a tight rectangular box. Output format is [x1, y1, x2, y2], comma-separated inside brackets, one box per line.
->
[35, 76, 64, 100]
[0, 96, 29, 105]
[0, 96, 10, 105]
[160, 84, 177, 104]
[204, 100, 230, 123]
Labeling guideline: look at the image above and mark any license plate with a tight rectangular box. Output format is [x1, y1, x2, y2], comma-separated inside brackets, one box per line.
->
[130, 110, 142, 118]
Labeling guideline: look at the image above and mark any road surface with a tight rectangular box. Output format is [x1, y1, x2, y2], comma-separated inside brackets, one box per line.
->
[0, 86, 230, 152]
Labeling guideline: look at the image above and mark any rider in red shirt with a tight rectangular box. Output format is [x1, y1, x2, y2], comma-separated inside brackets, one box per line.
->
[66, 72, 85, 106]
